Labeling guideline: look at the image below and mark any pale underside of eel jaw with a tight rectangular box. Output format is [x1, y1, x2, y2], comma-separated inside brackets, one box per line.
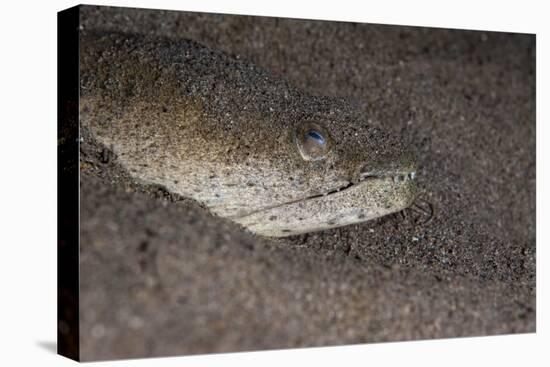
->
[233, 169, 418, 237]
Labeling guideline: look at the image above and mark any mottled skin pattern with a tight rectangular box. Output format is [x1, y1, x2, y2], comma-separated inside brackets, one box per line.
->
[80, 31, 417, 236]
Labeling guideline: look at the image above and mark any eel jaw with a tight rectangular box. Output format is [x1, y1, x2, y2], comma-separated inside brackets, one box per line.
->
[234, 169, 418, 237]
[305, 170, 417, 200]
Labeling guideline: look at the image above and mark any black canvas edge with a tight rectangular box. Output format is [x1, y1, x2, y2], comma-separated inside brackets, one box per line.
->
[57, 4, 81, 362]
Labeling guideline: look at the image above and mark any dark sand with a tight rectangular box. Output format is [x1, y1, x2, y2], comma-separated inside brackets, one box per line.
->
[78, 6, 535, 360]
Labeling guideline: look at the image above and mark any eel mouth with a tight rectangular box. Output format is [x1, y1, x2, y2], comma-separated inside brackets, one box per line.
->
[234, 169, 417, 220]
[235, 168, 418, 236]
[305, 170, 417, 200]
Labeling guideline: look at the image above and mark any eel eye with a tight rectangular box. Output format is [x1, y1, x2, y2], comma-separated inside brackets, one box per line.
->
[306, 130, 325, 145]
[295, 122, 332, 161]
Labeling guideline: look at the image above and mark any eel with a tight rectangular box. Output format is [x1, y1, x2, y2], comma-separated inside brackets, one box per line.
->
[79, 30, 417, 237]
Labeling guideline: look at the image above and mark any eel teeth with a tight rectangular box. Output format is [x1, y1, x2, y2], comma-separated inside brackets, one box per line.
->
[391, 171, 416, 183]
[360, 171, 416, 183]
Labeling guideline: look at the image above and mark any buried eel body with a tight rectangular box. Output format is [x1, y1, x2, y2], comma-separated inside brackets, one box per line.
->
[80, 30, 417, 237]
